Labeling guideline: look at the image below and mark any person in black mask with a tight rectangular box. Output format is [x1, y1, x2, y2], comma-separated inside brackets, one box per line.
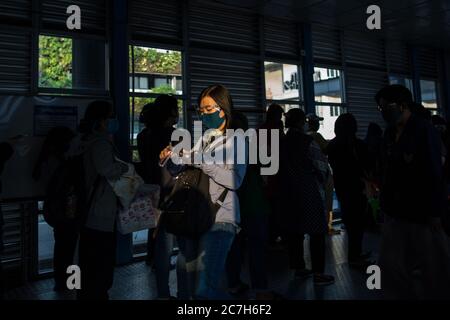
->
[375, 84, 450, 299]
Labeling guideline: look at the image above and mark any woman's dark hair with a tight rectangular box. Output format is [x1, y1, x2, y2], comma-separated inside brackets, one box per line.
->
[198, 84, 234, 129]
[139, 102, 158, 128]
[335, 113, 357, 138]
[266, 103, 284, 123]
[33, 126, 75, 180]
[79, 100, 113, 134]
[155, 94, 178, 122]
[285, 108, 305, 129]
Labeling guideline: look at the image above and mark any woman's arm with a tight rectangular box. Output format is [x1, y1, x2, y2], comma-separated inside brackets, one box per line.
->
[200, 136, 248, 190]
[308, 140, 329, 184]
[91, 139, 127, 181]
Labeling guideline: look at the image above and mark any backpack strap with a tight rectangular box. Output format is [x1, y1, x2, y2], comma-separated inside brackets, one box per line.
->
[212, 187, 229, 212]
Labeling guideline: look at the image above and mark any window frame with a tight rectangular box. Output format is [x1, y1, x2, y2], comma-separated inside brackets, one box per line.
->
[264, 59, 304, 114]
[36, 32, 110, 97]
[128, 43, 186, 159]
[312, 64, 347, 140]
[419, 77, 440, 112]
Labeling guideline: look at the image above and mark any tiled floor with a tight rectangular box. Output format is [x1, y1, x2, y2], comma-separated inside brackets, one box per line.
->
[4, 227, 383, 300]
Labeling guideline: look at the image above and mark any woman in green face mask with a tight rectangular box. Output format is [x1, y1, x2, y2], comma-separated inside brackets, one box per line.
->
[197, 85, 232, 132]
[159, 85, 248, 300]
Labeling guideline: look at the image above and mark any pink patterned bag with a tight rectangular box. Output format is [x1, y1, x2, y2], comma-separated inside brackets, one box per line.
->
[117, 184, 160, 234]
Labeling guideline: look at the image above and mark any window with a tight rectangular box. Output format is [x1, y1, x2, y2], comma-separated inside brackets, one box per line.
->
[129, 45, 185, 159]
[314, 67, 343, 103]
[420, 79, 438, 110]
[264, 62, 301, 101]
[389, 75, 414, 97]
[264, 61, 303, 122]
[313, 67, 345, 139]
[38, 35, 108, 93]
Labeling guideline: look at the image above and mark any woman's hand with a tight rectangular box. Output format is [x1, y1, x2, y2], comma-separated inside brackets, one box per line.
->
[159, 145, 172, 162]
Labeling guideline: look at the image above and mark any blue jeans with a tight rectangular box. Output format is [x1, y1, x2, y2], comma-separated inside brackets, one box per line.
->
[177, 223, 237, 300]
[154, 226, 175, 298]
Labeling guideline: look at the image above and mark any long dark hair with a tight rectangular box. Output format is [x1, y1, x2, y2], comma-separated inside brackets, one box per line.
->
[79, 100, 113, 134]
[198, 84, 234, 129]
[33, 126, 75, 181]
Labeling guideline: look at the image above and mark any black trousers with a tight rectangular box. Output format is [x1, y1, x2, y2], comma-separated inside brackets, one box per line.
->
[53, 224, 79, 289]
[287, 234, 326, 274]
[77, 227, 116, 300]
[340, 195, 367, 261]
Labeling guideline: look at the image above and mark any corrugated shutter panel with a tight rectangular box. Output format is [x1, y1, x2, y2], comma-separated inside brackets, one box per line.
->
[189, 51, 261, 109]
[0, 0, 32, 26]
[41, 0, 107, 35]
[312, 24, 342, 64]
[346, 67, 387, 137]
[418, 48, 438, 78]
[242, 111, 265, 129]
[344, 32, 385, 70]
[0, 29, 31, 93]
[264, 18, 300, 59]
[189, 3, 259, 54]
[129, 0, 182, 44]
[1, 202, 34, 285]
[386, 41, 411, 75]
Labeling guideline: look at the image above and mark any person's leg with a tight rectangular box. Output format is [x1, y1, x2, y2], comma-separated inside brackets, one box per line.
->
[247, 214, 269, 291]
[341, 198, 365, 261]
[287, 234, 306, 270]
[154, 227, 174, 298]
[378, 218, 414, 299]
[53, 225, 79, 290]
[225, 232, 243, 290]
[176, 236, 198, 300]
[53, 227, 66, 290]
[146, 228, 156, 265]
[77, 228, 115, 300]
[195, 223, 236, 300]
[309, 234, 325, 274]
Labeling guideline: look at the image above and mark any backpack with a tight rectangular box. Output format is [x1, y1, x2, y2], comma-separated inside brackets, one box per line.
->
[159, 166, 228, 238]
[43, 155, 96, 229]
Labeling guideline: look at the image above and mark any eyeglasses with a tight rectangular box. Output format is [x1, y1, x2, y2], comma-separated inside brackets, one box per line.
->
[196, 104, 221, 115]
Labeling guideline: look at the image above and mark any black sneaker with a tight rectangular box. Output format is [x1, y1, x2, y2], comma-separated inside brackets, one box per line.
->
[294, 268, 314, 279]
[313, 273, 335, 286]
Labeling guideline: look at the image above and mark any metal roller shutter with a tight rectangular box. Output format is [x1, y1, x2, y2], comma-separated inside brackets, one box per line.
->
[189, 3, 259, 54]
[0, 28, 31, 94]
[386, 41, 411, 75]
[41, 0, 107, 35]
[129, 0, 182, 44]
[0, 0, 32, 27]
[1, 202, 34, 286]
[344, 32, 385, 70]
[312, 24, 342, 65]
[418, 47, 438, 78]
[189, 50, 262, 110]
[346, 67, 387, 137]
[264, 18, 300, 60]
[242, 111, 265, 129]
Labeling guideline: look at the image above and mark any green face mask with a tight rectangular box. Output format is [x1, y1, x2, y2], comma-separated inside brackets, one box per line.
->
[200, 110, 225, 129]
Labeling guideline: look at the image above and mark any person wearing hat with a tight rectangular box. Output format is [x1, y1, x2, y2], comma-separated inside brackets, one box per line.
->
[306, 114, 341, 236]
